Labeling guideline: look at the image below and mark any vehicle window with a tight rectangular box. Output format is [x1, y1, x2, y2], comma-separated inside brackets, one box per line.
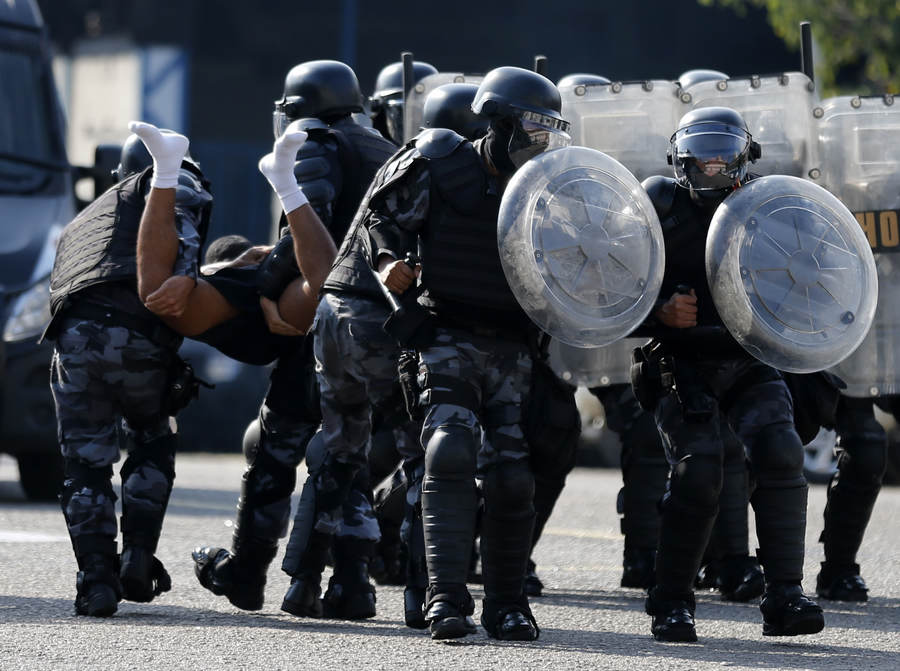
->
[0, 44, 67, 194]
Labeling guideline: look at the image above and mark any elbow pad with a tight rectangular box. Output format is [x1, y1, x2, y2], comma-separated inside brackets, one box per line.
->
[256, 233, 300, 300]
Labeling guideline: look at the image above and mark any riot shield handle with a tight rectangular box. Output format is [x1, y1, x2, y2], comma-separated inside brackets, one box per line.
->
[800, 21, 814, 84]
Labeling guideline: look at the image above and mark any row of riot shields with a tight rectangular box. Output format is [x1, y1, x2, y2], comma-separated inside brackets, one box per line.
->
[545, 76, 898, 394]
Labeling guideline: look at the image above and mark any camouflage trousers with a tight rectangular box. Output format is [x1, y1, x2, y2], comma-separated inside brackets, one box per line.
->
[419, 328, 532, 471]
[282, 292, 416, 574]
[418, 327, 534, 602]
[653, 356, 808, 590]
[50, 318, 177, 558]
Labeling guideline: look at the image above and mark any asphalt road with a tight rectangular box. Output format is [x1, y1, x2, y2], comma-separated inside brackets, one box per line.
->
[1, 453, 898, 670]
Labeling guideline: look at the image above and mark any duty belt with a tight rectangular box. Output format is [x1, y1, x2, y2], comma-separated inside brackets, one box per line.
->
[62, 302, 181, 350]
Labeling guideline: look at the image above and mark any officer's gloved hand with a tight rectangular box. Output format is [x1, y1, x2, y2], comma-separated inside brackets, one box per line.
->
[258, 120, 309, 215]
[128, 121, 189, 189]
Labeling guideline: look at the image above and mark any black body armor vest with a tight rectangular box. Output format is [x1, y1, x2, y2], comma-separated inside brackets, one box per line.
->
[418, 139, 527, 330]
[49, 170, 150, 317]
[326, 119, 397, 244]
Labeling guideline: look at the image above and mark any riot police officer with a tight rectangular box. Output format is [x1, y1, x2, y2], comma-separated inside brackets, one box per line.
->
[816, 396, 888, 601]
[636, 106, 824, 642]
[374, 66, 571, 641]
[190, 60, 397, 616]
[46, 128, 211, 617]
[369, 60, 438, 145]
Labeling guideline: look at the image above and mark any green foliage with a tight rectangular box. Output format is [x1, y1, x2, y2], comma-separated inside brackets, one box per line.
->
[700, 0, 900, 95]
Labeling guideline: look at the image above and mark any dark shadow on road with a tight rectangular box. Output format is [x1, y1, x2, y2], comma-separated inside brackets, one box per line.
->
[2, 594, 896, 667]
[535, 588, 900, 633]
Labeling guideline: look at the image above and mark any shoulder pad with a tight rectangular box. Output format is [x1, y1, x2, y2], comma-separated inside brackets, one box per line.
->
[296, 118, 330, 132]
[414, 128, 466, 159]
[641, 175, 678, 219]
[175, 168, 213, 209]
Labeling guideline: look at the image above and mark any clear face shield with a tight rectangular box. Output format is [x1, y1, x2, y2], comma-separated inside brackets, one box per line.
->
[508, 110, 572, 168]
[272, 96, 303, 140]
[369, 92, 404, 144]
[670, 121, 752, 191]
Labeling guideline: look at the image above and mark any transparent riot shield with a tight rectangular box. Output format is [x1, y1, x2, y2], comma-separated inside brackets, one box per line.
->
[707, 175, 878, 373]
[498, 146, 665, 347]
[402, 72, 483, 143]
[548, 337, 649, 387]
[817, 95, 900, 395]
[684, 72, 819, 178]
[561, 80, 687, 181]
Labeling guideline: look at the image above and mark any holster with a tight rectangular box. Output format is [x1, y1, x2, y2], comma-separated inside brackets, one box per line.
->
[162, 356, 213, 417]
[782, 370, 846, 445]
[524, 333, 581, 472]
[397, 348, 422, 422]
[630, 344, 664, 413]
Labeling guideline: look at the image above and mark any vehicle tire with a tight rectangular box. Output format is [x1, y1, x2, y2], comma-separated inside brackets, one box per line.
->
[17, 452, 63, 501]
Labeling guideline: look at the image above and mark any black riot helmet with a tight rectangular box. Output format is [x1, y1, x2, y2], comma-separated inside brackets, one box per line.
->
[677, 69, 729, 89]
[556, 73, 612, 89]
[472, 66, 571, 172]
[272, 60, 363, 138]
[114, 133, 153, 182]
[669, 106, 761, 194]
[422, 83, 489, 140]
[369, 60, 437, 144]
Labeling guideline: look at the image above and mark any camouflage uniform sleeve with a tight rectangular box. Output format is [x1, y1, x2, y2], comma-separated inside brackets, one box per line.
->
[171, 207, 201, 281]
[367, 159, 430, 261]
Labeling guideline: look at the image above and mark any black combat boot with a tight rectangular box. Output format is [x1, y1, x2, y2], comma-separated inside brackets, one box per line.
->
[524, 559, 544, 597]
[424, 583, 477, 640]
[710, 554, 765, 602]
[760, 582, 825, 636]
[281, 571, 324, 617]
[481, 597, 539, 641]
[74, 553, 122, 617]
[622, 546, 657, 589]
[192, 541, 277, 611]
[321, 539, 377, 620]
[120, 546, 171, 603]
[645, 586, 697, 642]
[816, 562, 869, 602]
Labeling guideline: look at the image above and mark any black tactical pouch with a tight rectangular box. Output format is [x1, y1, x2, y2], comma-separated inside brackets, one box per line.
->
[525, 336, 582, 475]
[397, 348, 422, 422]
[783, 370, 846, 445]
[630, 346, 664, 413]
[162, 357, 213, 417]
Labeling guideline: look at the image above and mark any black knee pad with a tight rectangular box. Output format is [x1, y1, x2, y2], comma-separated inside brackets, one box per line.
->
[424, 426, 477, 481]
[61, 460, 116, 510]
[748, 423, 805, 488]
[121, 433, 177, 486]
[242, 419, 262, 464]
[669, 453, 722, 511]
[835, 442, 888, 487]
[482, 462, 535, 514]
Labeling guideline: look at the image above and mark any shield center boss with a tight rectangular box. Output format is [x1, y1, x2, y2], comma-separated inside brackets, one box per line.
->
[498, 146, 665, 347]
[708, 175, 879, 373]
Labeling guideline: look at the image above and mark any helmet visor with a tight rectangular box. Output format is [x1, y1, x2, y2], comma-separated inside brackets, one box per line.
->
[670, 122, 751, 191]
[508, 111, 572, 168]
[382, 98, 405, 144]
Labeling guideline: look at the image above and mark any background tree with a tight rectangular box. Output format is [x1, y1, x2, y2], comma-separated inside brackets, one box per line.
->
[700, 0, 900, 95]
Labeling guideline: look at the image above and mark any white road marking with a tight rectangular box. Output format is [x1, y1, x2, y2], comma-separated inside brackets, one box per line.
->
[0, 530, 69, 543]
